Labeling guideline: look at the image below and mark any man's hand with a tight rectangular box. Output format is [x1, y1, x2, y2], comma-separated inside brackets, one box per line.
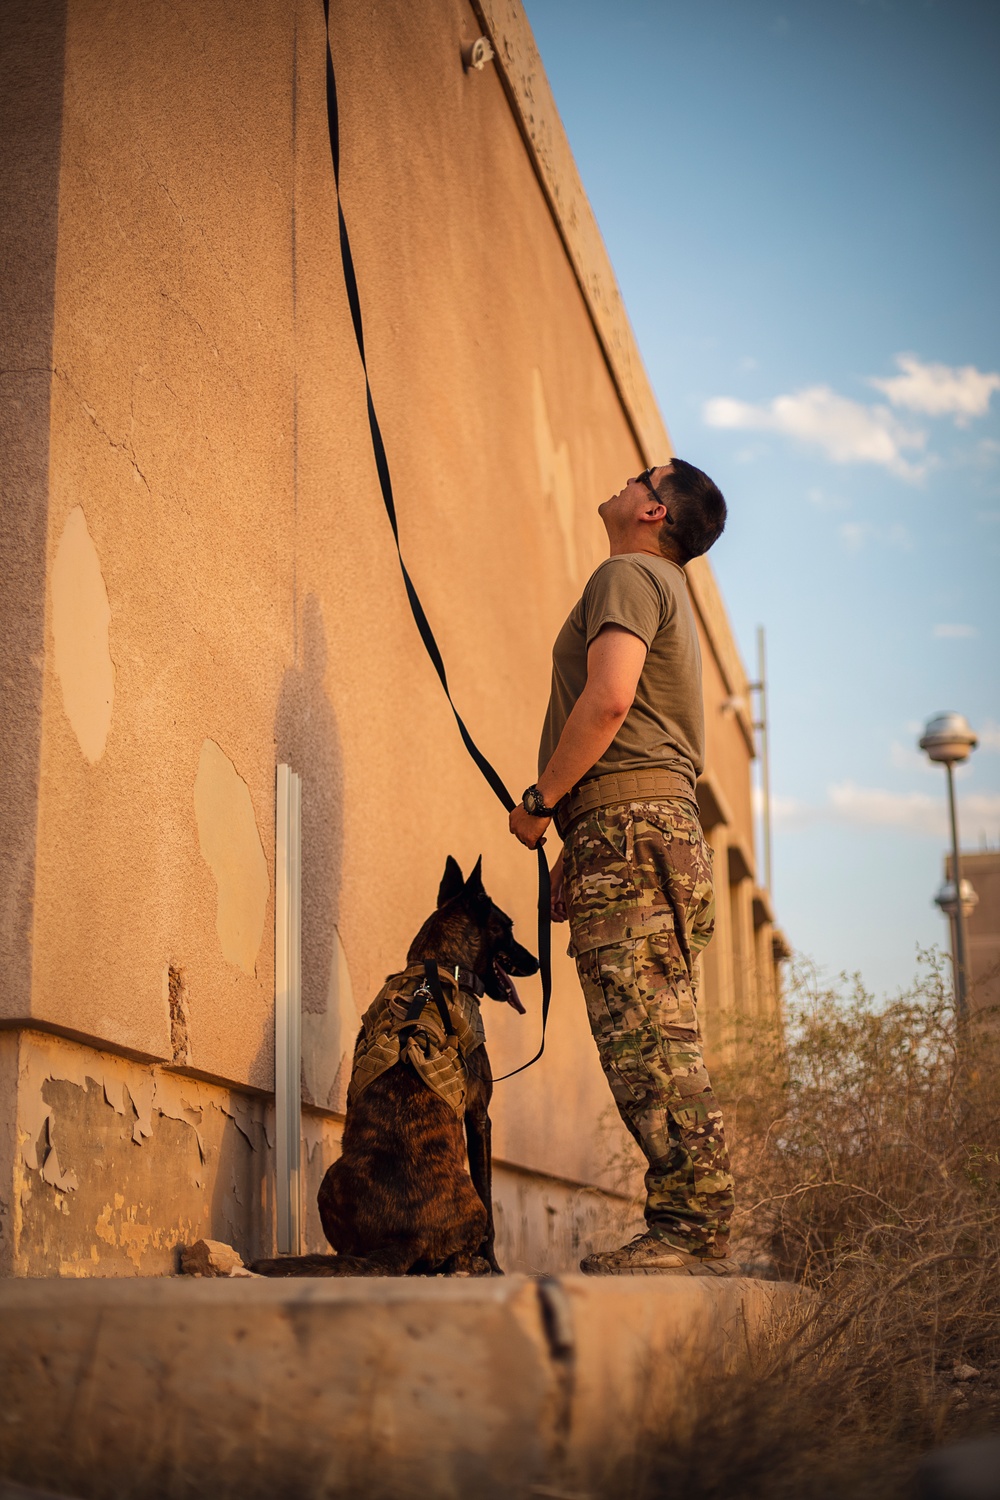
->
[509, 804, 550, 849]
[550, 846, 567, 922]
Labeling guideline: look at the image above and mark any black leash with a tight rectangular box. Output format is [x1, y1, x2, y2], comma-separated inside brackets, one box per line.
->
[322, 4, 551, 1082]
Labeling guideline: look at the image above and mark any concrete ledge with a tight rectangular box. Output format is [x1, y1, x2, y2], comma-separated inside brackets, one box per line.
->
[0, 1274, 801, 1499]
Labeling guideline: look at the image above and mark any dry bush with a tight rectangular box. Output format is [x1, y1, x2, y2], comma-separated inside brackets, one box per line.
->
[621, 952, 1000, 1500]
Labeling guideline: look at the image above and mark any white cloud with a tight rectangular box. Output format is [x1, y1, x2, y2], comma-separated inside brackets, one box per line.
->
[870, 354, 1000, 426]
[753, 786, 815, 830]
[932, 623, 978, 639]
[838, 520, 914, 553]
[828, 782, 944, 836]
[807, 487, 849, 512]
[839, 521, 870, 552]
[761, 765, 1000, 838]
[889, 740, 940, 776]
[886, 523, 914, 551]
[827, 782, 1000, 839]
[979, 721, 1000, 752]
[703, 386, 927, 479]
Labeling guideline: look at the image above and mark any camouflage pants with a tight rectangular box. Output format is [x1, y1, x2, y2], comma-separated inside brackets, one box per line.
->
[562, 798, 735, 1255]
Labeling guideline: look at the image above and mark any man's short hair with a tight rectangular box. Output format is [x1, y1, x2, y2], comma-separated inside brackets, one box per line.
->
[655, 459, 727, 562]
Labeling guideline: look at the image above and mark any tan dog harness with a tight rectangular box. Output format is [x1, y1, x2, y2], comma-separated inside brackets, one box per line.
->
[347, 963, 486, 1120]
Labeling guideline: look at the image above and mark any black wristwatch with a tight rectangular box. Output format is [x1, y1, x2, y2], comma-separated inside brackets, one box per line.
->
[522, 784, 556, 818]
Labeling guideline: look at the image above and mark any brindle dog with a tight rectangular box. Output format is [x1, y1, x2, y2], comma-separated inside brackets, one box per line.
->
[252, 857, 537, 1277]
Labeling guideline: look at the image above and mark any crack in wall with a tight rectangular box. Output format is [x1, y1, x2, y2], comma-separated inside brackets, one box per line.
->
[53, 365, 151, 494]
[536, 1275, 576, 1467]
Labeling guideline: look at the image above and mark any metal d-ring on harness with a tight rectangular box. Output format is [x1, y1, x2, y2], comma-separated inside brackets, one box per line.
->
[321, 5, 551, 1082]
[399, 960, 460, 1050]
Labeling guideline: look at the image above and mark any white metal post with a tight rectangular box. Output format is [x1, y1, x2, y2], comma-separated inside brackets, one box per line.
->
[751, 625, 773, 897]
[275, 763, 302, 1254]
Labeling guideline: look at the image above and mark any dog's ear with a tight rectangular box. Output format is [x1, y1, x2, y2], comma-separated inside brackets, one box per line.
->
[463, 856, 485, 899]
[437, 856, 465, 907]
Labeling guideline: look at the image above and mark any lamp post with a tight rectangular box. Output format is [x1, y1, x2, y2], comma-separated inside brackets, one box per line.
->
[918, 712, 978, 1023]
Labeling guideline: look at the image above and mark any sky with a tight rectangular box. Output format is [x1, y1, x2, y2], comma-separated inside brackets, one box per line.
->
[523, 0, 1000, 996]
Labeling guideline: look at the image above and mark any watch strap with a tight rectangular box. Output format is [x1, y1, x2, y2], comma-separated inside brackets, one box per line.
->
[522, 784, 556, 818]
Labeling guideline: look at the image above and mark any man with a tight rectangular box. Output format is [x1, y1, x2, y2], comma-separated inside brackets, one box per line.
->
[509, 458, 736, 1275]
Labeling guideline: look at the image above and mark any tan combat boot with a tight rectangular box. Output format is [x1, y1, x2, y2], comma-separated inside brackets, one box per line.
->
[580, 1233, 741, 1276]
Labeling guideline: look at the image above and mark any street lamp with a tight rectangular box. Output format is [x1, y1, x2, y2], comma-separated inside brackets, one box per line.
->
[918, 712, 978, 1022]
[934, 878, 979, 1020]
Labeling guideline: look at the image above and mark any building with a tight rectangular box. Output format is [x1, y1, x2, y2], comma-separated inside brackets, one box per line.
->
[0, 0, 785, 1278]
[944, 849, 1000, 1024]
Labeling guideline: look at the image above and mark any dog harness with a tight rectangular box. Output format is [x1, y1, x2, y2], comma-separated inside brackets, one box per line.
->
[347, 961, 486, 1120]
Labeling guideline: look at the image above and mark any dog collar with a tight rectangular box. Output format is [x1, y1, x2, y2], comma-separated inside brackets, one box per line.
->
[400, 961, 485, 999]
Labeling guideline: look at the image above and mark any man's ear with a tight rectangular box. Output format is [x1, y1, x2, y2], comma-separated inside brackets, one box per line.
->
[437, 856, 465, 907]
[463, 856, 485, 898]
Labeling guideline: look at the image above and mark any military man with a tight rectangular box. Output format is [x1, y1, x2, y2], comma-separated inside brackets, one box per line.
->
[509, 459, 736, 1275]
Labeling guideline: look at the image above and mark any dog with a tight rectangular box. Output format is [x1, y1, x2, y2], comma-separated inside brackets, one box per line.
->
[252, 856, 537, 1277]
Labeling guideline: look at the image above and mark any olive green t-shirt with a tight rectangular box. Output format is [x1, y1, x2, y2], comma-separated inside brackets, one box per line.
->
[537, 553, 704, 791]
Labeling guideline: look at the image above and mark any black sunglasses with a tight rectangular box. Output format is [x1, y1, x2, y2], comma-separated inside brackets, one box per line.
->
[636, 466, 676, 526]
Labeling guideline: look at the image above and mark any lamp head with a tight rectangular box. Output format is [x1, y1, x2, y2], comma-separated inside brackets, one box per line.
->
[934, 878, 978, 918]
[918, 712, 978, 767]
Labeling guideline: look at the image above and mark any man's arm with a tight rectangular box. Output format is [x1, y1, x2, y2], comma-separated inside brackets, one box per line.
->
[509, 624, 648, 849]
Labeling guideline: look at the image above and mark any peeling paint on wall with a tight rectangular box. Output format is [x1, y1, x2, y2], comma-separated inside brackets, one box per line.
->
[166, 965, 190, 1065]
[302, 926, 358, 1111]
[11, 1031, 278, 1276]
[4, 1028, 639, 1277]
[193, 738, 269, 976]
[50, 504, 115, 762]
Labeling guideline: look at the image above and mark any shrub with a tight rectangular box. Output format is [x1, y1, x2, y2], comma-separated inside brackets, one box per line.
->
[624, 951, 1000, 1500]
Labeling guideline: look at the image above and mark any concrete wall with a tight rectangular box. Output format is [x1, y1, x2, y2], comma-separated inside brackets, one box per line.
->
[0, 1028, 639, 1277]
[0, 0, 781, 1273]
[0, 1275, 802, 1499]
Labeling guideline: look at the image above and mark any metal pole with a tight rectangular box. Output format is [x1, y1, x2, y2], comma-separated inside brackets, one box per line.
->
[944, 761, 969, 1025]
[756, 625, 773, 896]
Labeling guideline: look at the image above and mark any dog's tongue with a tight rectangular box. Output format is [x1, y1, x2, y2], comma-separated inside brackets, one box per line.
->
[494, 960, 526, 1014]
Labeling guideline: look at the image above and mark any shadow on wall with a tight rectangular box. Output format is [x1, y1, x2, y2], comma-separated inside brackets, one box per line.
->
[271, 594, 355, 1111]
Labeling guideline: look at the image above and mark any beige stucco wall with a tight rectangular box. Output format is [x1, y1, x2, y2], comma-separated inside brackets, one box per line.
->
[1, 0, 780, 1272]
[16, 0, 645, 1197]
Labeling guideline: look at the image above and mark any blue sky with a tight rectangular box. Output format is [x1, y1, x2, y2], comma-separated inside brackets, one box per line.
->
[523, 0, 1000, 994]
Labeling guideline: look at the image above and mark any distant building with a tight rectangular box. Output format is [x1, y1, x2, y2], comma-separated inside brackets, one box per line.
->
[944, 849, 1000, 1024]
[0, 0, 785, 1278]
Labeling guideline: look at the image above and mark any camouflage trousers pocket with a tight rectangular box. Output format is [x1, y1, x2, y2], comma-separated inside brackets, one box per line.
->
[636, 932, 699, 1033]
[576, 948, 647, 1103]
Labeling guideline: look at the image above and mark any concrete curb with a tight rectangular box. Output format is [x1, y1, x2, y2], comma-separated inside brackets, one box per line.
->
[0, 1275, 802, 1499]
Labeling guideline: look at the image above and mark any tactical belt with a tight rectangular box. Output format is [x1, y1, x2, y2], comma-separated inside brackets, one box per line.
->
[556, 769, 698, 838]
